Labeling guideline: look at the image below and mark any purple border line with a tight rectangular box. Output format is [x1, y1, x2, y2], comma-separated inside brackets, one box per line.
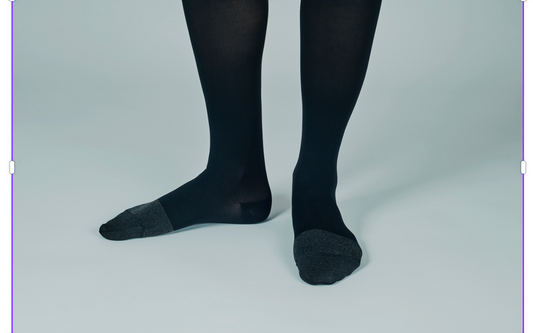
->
[523, 2, 525, 333]
[11, 2, 14, 333]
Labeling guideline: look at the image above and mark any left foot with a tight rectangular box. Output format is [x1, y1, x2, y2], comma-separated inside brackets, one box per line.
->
[291, 170, 362, 285]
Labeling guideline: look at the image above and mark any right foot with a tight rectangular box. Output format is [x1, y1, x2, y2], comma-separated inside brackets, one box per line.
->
[99, 169, 271, 241]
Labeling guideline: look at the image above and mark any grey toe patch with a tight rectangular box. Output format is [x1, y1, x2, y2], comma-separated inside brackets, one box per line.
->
[293, 229, 362, 285]
[126, 200, 174, 237]
[99, 210, 143, 241]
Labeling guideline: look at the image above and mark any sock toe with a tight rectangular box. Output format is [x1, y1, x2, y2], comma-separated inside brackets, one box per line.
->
[99, 210, 143, 240]
[99, 200, 174, 241]
[293, 229, 363, 285]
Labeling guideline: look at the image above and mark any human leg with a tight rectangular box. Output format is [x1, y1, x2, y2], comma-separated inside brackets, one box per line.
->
[293, 0, 382, 284]
[100, 0, 271, 240]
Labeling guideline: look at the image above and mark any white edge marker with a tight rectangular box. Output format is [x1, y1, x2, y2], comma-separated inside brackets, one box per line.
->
[9, 161, 14, 175]
[521, 160, 527, 175]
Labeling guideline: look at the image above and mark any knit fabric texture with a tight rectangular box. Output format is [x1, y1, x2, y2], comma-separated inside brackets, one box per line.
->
[294, 229, 363, 285]
[99, 200, 174, 241]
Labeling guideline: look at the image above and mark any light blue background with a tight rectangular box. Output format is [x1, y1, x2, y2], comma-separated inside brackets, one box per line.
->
[14, 0, 522, 332]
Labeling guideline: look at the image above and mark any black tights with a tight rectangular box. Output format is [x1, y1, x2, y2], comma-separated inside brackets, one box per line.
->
[101, 0, 382, 285]
[168, 0, 382, 240]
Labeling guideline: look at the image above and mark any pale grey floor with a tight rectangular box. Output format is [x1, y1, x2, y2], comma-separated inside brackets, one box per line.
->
[13, 1, 522, 332]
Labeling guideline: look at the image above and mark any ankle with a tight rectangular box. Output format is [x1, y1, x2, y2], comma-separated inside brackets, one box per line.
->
[293, 168, 337, 198]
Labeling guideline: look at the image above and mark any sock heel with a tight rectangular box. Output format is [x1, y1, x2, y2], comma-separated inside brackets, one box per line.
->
[239, 197, 272, 224]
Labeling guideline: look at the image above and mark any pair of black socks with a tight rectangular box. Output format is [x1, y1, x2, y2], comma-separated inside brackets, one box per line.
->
[99, 0, 382, 285]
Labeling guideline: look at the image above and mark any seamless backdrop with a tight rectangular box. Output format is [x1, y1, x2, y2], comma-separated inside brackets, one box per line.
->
[13, 1, 522, 332]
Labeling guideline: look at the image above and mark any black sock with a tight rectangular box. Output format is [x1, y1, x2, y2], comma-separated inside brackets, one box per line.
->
[100, 0, 271, 241]
[292, 0, 382, 284]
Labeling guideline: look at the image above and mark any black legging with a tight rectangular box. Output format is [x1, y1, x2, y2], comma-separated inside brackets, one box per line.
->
[160, 0, 382, 241]
[101, 0, 382, 285]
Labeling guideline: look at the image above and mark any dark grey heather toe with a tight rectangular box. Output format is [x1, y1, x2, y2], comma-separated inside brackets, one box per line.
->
[293, 229, 363, 285]
[99, 200, 174, 241]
